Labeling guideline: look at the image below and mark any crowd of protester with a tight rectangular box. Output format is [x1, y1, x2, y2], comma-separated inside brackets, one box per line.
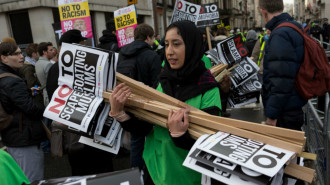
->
[0, 0, 329, 184]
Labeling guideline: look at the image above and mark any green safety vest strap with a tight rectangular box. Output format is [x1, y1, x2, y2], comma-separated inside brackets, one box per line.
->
[258, 40, 266, 66]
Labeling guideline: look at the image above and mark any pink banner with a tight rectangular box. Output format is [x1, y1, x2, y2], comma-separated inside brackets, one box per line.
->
[116, 24, 137, 48]
[61, 17, 93, 38]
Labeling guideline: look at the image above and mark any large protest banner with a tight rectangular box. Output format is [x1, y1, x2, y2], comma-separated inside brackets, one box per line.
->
[197, 3, 220, 27]
[58, 0, 93, 38]
[114, 5, 137, 48]
[170, 0, 201, 24]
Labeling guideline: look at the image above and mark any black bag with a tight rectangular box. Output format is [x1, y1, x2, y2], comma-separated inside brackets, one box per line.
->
[0, 73, 21, 131]
[117, 48, 149, 79]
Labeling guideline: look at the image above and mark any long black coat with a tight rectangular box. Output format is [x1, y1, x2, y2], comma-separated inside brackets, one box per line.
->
[0, 63, 46, 147]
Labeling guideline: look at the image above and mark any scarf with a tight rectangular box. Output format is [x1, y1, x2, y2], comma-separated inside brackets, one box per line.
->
[159, 21, 218, 102]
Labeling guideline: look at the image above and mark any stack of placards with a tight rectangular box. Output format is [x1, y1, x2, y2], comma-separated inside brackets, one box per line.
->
[44, 43, 122, 154]
[184, 132, 295, 185]
[215, 34, 262, 107]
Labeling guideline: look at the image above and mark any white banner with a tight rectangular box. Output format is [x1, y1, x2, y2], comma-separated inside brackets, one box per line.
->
[170, 0, 201, 24]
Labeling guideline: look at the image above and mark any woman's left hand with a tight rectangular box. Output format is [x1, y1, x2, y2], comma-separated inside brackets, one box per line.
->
[167, 108, 190, 136]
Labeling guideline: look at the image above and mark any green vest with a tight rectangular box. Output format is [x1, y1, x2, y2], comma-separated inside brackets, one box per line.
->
[143, 85, 221, 185]
[238, 32, 246, 42]
[0, 150, 30, 185]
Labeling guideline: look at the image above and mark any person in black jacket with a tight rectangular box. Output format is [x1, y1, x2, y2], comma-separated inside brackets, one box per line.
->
[97, 20, 120, 52]
[0, 42, 46, 182]
[117, 23, 162, 170]
[322, 18, 330, 49]
[259, 0, 306, 130]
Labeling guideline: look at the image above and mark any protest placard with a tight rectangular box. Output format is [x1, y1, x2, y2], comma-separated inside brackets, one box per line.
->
[197, 132, 295, 177]
[216, 34, 248, 67]
[58, 0, 93, 38]
[114, 5, 137, 48]
[184, 135, 261, 185]
[197, 3, 220, 27]
[170, 0, 201, 24]
[44, 43, 115, 132]
[230, 57, 259, 88]
[234, 75, 261, 96]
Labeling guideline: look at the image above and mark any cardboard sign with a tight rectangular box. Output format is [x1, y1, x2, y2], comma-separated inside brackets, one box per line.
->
[197, 132, 295, 177]
[184, 135, 260, 185]
[44, 43, 114, 132]
[170, 0, 201, 24]
[58, 0, 93, 38]
[217, 34, 248, 67]
[190, 150, 272, 184]
[197, 3, 220, 27]
[230, 57, 259, 88]
[114, 5, 137, 48]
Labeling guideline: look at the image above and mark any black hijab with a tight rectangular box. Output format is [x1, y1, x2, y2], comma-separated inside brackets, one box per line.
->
[159, 21, 218, 102]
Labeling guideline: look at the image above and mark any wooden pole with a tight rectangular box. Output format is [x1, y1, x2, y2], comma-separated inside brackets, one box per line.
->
[206, 27, 212, 50]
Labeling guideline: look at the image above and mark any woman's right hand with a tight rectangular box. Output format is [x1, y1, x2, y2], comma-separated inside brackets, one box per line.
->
[167, 108, 190, 137]
[109, 83, 131, 116]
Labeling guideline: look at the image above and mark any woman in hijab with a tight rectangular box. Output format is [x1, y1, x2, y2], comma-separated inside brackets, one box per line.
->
[110, 21, 222, 185]
[244, 30, 258, 57]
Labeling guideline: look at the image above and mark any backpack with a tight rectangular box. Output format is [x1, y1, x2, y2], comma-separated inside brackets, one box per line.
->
[0, 73, 21, 131]
[275, 22, 330, 100]
[117, 48, 149, 79]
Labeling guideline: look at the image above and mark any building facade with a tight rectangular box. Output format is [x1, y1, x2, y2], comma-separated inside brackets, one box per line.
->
[0, 0, 174, 48]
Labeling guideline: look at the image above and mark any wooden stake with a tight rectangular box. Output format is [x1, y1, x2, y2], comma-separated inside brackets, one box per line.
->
[206, 27, 212, 51]
[284, 163, 315, 183]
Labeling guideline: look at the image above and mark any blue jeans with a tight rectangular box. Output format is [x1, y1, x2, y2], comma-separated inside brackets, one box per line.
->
[130, 133, 145, 170]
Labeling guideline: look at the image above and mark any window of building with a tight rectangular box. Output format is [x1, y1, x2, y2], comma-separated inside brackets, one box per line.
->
[168, 0, 173, 6]
[158, 14, 164, 37]
[105, 12, 114, 23]
[9, 11, 33, 46]
[137, 15, 144, 24]
[52, 8, 61, 23]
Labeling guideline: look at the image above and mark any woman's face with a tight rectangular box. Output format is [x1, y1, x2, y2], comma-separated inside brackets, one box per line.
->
[165, 28, 185, 70]
[1, 48, 24, 69]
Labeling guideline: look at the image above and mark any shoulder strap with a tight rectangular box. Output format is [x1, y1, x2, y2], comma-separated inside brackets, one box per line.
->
[275, 22, 304, 36]
[0, 73, 21, 79]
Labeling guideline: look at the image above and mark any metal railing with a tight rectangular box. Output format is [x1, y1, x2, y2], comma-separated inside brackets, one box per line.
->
[303, 93, 329, 185]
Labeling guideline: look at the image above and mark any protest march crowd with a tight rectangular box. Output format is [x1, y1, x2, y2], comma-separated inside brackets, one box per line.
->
[0, 0, 330, 184]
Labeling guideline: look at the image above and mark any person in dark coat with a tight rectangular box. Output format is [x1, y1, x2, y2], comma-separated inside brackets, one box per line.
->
[310, 23, 322, 40]
[322, 18, 330, 49]
[117, 23, 162, 170]
[97, 20, 120, 52]
[244, 30, 257, 57]
[0, 42, 46, 182]
[259, 0, 306, 130]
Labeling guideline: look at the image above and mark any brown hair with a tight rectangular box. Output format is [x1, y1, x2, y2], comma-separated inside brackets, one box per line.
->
[1, 37, 16, 43]
[134, 23, 154, 41]
[0, 42, 18, 62]
[25, 43, 38, 57]
[37, 42, 52, 56]
[259, 0, 284, 13]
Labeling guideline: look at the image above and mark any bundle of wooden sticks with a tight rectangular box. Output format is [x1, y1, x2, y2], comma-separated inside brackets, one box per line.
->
[102, 72, 316, 183]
